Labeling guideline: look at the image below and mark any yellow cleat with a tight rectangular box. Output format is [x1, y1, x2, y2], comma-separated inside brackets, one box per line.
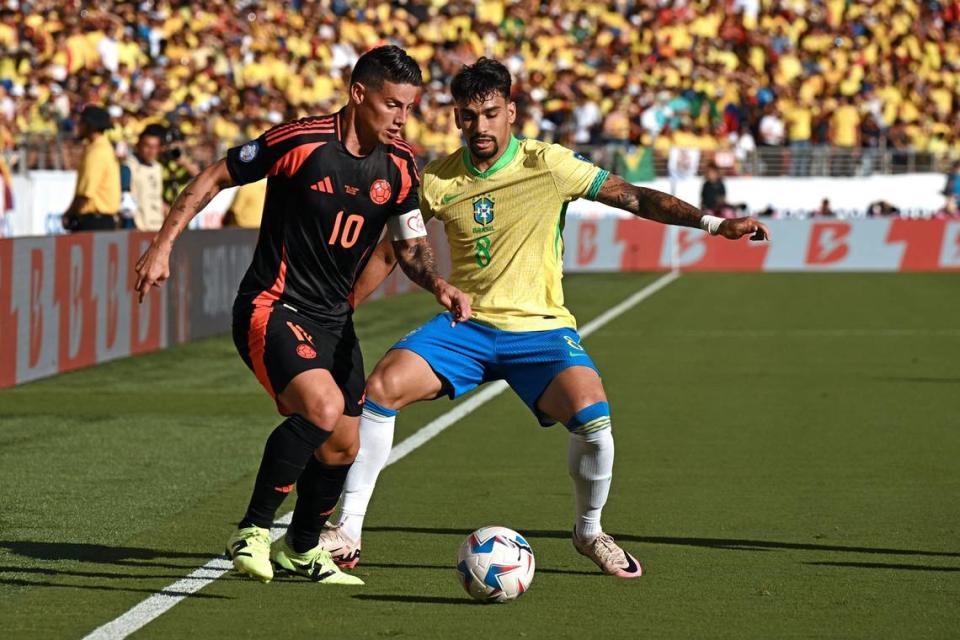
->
[226, 526, 274, 583]
[271, 536, 364, 585]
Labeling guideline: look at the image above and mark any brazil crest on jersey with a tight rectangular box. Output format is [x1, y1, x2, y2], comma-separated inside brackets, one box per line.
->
[420, 136, 608, 332]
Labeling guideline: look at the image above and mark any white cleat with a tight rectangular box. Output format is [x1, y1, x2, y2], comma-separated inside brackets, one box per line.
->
[317, 524, 362, 569]
[573, 530, 644, 578]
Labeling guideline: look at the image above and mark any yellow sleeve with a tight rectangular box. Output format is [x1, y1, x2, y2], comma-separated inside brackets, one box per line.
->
[543, 143, 609, 202]
[418, 167, 436, 222]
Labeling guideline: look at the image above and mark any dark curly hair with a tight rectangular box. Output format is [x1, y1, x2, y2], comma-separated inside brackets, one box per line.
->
[451, 57, 512, 104]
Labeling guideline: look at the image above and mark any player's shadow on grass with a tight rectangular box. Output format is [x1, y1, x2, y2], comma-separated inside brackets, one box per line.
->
[362, 561, 596, 576]
[365, 527, 960, 559]
[0, 564, 188, 581]
[0, 543, 231, 599]
[352, 594, 480, 606]
[0, 540, 214, 569]
[806, 561, 960, 573]
[0, 576, 227, 599]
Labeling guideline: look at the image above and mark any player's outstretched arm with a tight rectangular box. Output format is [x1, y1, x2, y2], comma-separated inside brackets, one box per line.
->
[134, 158, 235, 303]
[596, 174, 770, 241]
[392, 237, 472, 325]
[351, 237, 398, 306]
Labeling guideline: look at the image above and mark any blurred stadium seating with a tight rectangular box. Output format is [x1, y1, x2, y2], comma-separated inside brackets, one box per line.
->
[0, 0, 957, 178]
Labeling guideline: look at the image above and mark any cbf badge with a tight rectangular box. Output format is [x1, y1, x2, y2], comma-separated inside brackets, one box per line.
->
[239, 141, 259, 163]
[473, 195, 495, 225]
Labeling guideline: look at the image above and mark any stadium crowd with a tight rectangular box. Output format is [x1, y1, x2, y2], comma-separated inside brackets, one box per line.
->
[0, 0, 958, 185]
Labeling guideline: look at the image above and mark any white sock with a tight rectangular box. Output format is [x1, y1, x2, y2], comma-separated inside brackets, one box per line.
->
[568, 426, 614, 540]
[338, 406, 395, 541]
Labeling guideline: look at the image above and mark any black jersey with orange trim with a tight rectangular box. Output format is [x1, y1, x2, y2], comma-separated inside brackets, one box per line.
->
[225, 109, 420, 327]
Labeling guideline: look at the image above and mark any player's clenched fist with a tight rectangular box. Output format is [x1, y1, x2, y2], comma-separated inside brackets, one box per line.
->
[718, 217, 771, 242]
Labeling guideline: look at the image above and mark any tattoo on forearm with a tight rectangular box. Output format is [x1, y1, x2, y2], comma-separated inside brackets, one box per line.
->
[597, 177, 702, 228]
[166, 183, 218, 233]
[396, 237, 440, 293]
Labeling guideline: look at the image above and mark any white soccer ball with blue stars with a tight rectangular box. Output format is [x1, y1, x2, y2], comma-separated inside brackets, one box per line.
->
[456, 526, 535, 603]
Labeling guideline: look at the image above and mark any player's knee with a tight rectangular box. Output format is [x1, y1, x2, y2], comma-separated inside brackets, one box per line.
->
[341, 439, 360, 461]
[317, 437, 359, 465]
[364, 369, 406, 409]
[566, 401, 612, 440]
[300, 399, 343, 431]
[320, 449, 357, 466]
[285, 414, 334, 449]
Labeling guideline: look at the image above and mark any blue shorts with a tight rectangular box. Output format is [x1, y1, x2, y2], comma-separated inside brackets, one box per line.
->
[392, 313, 601, 426]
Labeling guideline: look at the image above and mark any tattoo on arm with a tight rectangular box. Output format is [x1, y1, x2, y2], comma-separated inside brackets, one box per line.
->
[394, 237, 440, 294]
[596, 174, 703, 228]
[157, 159, 232, 244]
[168, 184, 217, 226]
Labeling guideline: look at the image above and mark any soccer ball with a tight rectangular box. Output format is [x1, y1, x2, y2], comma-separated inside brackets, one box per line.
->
[456, 526, 535, 603]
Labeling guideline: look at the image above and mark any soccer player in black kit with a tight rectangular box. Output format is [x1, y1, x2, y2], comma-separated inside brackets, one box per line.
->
[135, 46, 471, 585]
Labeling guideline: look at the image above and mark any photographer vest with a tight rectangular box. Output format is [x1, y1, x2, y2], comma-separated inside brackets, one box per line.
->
[125, 155, 164, 231]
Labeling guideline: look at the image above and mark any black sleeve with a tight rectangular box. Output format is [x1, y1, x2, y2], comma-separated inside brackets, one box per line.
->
[225, 119, 329, 185]
[225, 134, 273, 186]
[389, 149, 421, 217]
[394, 178, 420, 217]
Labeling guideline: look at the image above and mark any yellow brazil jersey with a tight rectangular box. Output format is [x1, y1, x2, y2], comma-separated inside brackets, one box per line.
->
[421, 136, 608, 332]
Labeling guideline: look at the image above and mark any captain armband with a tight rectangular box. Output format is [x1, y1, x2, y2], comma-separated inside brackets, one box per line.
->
[388, 209, 428, 241]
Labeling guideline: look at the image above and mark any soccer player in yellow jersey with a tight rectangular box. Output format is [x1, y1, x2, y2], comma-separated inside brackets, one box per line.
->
[321, 59, 769, 578]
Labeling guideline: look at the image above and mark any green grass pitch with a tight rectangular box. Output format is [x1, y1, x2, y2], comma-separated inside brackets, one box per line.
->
[1, 273, 958, 638]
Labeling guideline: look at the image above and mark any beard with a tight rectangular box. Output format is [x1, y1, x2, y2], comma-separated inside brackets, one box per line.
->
[469, 136, 499, 159]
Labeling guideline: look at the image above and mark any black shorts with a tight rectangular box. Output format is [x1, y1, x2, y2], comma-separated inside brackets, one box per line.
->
[232, 299, 365, 417]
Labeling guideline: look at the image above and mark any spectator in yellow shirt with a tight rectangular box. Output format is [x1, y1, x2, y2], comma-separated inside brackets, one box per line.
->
[222, 180, 266, 228]
[830, 97, 861, 148]
[829, 96, 861, 176]
[62, 105, 121, 232]
[784, 99, 813, 176]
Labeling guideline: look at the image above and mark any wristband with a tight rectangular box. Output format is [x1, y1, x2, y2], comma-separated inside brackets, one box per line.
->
[699, 215, 724, 235]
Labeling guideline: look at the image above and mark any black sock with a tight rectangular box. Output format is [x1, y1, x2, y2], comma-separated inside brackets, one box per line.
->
[288, 455, 352, 553]
[239, 415, 332, 530]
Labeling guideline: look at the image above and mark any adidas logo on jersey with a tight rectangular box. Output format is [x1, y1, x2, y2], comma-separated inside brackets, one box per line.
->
[310, 177, 334, 193]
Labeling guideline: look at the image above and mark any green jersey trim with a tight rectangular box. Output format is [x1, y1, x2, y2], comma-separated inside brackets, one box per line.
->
[555, 202, 569, 259]
[462, 135, 520, 179]
[586, 169, 610, 200]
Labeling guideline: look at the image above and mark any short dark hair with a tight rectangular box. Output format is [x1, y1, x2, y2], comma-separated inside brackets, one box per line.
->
[451, 58, 512, 104]
[350, 45, 422, 90]
[140, 123, 166, 141]
[80, 105, 112, 132]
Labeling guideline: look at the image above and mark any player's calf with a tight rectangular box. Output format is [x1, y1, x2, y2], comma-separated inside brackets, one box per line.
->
[565, 401, 643, 578]
[239, 415, 334, 532]
[336, 399, 398, 546]
[566, 401, 615, 540]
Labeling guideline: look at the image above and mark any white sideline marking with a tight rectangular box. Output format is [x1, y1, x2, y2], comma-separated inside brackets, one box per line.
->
[602, 328, 960, 338]
[82, 271, 680, 639]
